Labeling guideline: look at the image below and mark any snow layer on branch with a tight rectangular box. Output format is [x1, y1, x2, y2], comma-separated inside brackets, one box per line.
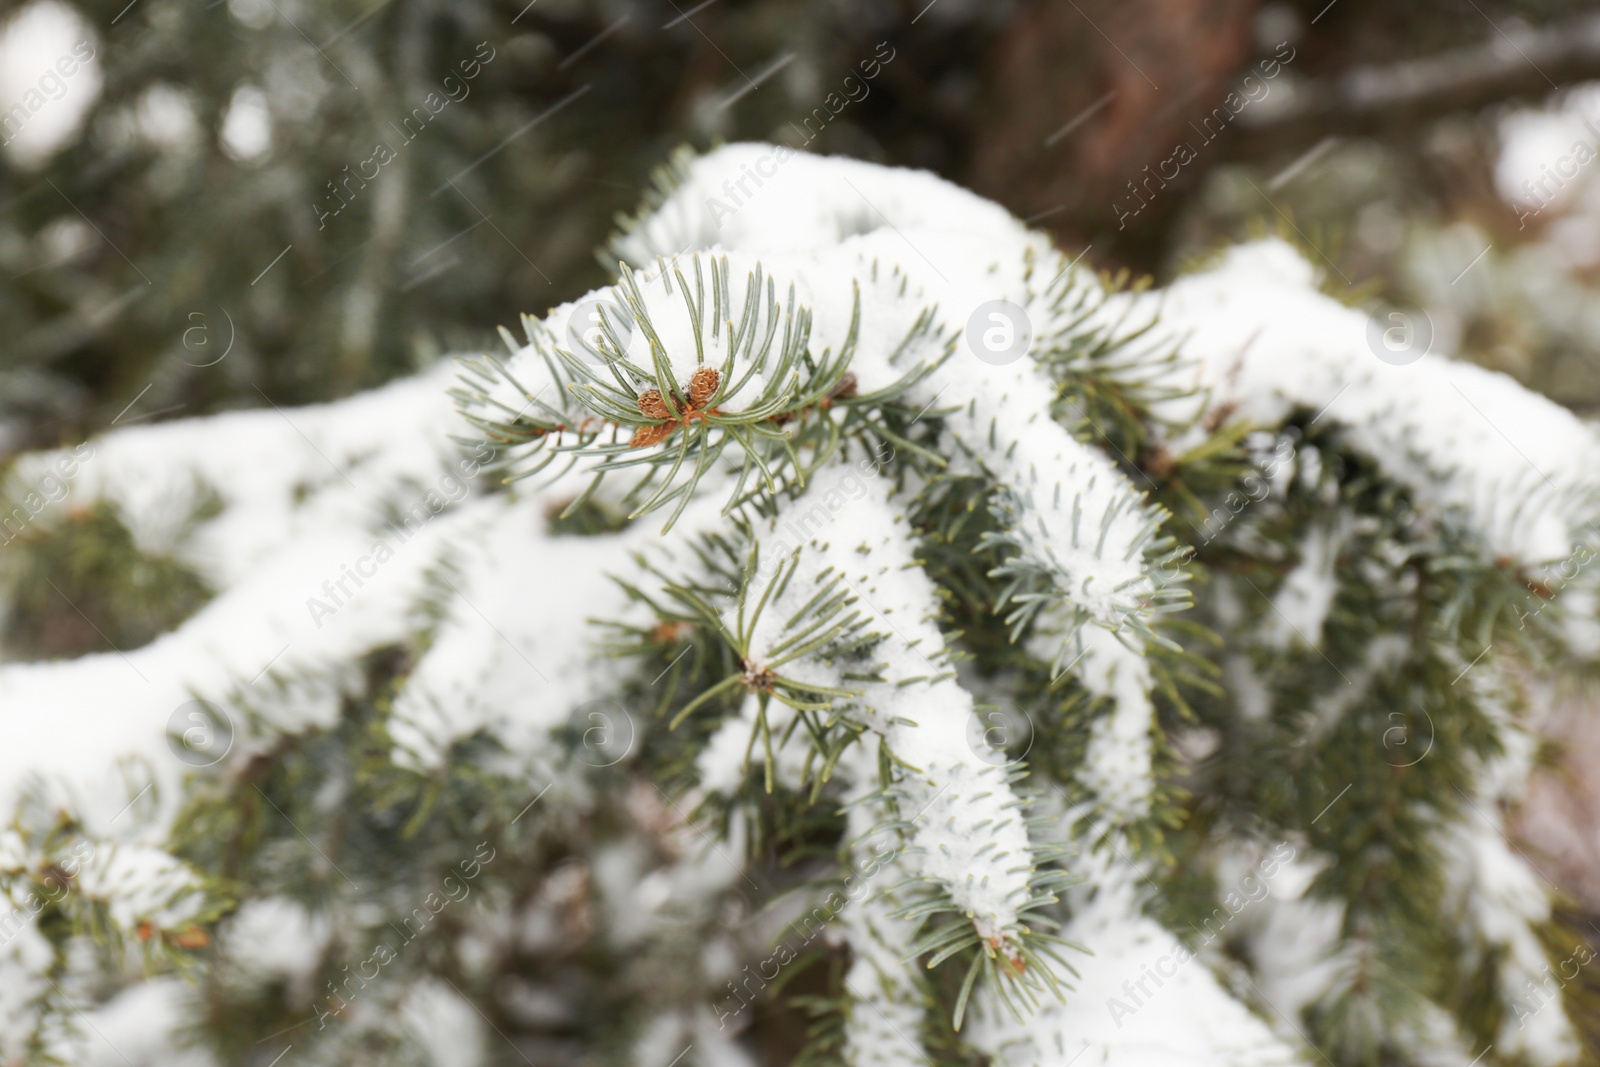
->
[614, 142, 1027, 261]
[696, 692, 813, 795]
[632, 1006, 761, 1067]
[388, 490, 645, 769]
[739, 474, 1037, 939]
[1227, 844, 1345, 1030]
[967, 843, 1301, 1067]
[0, 905, 52, 1062]
[400, 980, 487, 1067]
[75, 841, 209, 929]
[1447, 814, 1577, 1066]
[0, 495, 469, 832]
[1063, 625, 1156, 824]
[0, 832, 210, 1060]
[14, 363, 465, 590]
[834, 770, 930, 1067]
[606, 144, 1175, 642]
[598, 159, 1191, 974]
[59, 978, 215, 1067]
[0, 368, 641, 830]
[0, 362, 491, 846]
[1443, 670, 1576, 1066]
[1145, 240, 1600, 566]
[223, 896, 330, 998]
[818, 234, 1174, 638]
[4, 141, 1588, 1067]
[1267, 524, 1344, 650]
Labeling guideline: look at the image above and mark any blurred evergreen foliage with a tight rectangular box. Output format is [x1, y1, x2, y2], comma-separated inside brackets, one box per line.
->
[0, 493, 214, 659]
[0, 0, 1007, 457]
[4, 1, 1600, 1062]
[5, 0, 1600, 460]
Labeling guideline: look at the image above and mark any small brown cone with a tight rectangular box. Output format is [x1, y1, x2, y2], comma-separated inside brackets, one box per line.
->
[630, 423, 675, 449]
[637, 389, 673, 420]
[649, 620, 686, 643]
[688, 366, 721, 410]
[169, 925, 211, 949]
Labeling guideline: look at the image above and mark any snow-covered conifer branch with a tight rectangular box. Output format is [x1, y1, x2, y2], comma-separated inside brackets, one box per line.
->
[454, 252, 948, 531]
[2, 141, 1597, 1067]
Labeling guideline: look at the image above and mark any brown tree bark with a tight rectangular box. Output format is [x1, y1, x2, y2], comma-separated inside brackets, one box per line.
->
[967, 0, 1263, 264]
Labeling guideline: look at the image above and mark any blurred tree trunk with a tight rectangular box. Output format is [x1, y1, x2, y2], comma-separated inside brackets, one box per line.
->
[967, 0, 1263, 266]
